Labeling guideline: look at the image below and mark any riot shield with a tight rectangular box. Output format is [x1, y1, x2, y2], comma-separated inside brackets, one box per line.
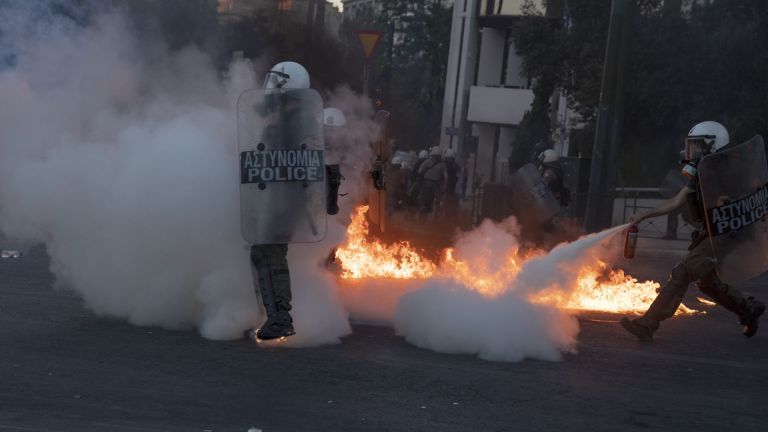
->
[506, 163, 561, 228]
[368, 110, 391, 233]
[237, 88, 326, 244]
[699, 135, 768, 284]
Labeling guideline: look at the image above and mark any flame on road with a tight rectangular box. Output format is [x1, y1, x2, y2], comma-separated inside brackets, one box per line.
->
[334, 206, 698, 316]
[334, 205, 436, 279]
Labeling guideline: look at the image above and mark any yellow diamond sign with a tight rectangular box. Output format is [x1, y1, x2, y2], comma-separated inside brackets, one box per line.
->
[355, 30, 383, 61]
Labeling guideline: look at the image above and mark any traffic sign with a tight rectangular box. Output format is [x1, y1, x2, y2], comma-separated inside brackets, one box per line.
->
[355, 29, 383, 61]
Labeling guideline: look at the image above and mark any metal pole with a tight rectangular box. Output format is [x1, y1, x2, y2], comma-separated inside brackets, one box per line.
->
[584, 0, 634, 232]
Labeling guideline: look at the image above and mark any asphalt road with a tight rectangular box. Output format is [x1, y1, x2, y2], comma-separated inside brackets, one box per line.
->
[1, 246, 767, 432]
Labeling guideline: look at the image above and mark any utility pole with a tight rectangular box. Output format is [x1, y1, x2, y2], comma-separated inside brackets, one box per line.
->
[584, 0, 635, 232]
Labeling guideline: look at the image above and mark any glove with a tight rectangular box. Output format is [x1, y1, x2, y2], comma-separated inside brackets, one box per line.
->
[326, 164, 343, 215]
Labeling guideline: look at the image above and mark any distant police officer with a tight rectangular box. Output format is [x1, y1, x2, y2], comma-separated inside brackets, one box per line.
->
[407, 150, 430, 206]
[621, 121, 765, 341]
[537, 149, 571, 208]
[417, 147, 448, 215]
[322, 107, 346, 216]
[442, 148, 460, 219]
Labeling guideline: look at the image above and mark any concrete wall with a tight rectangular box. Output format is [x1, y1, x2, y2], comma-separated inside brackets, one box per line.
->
[467, 86, 534, 125]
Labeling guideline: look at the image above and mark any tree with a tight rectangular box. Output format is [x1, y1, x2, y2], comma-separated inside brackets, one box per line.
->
[508, 1, 569, 170]
[377, 0, 452, 150]
[509, 0, 768, 186]
[338, 0, 452, 151]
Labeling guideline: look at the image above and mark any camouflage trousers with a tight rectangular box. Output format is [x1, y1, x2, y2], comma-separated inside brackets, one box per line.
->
[635, 237, 751, 330]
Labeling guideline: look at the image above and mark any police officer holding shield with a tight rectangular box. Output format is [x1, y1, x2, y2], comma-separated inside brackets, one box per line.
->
[238, 61, 342, 341]
[621, 121, 766, 341]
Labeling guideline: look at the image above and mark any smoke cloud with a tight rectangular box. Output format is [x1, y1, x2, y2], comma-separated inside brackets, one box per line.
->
[0, 2, 359, 345]
[381, 222, 624, 362]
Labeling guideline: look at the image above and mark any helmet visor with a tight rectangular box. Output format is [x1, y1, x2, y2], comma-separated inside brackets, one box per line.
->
[684, 137, 713, 160]
[263, 70, 290, 89]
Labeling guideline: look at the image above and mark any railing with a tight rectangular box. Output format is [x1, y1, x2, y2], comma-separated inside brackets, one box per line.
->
[614, 187, 695, 239]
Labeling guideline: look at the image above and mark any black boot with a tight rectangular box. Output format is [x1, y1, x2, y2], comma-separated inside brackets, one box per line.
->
[743, 297, 765, 338]
[621, 264, 689, 341]
[248, 245, 296, 341]
[255, 310, 295, 340]
[620, 317, 654, 341]
[698, 278, 764, 338]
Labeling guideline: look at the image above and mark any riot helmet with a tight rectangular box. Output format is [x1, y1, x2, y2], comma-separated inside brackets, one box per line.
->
[685, 121, 729, 160]
[538, 149, 559, 164]
[263, 61, 310, 89]
[323, 107, 347, 128]
[681, 121, 729, 178]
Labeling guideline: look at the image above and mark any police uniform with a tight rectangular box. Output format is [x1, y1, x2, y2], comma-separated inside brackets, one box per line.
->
[540, 162, 570, 207]
[624, 175, 764, 339]
[247, 93, 321, 340]
[417, 156, 447, 214]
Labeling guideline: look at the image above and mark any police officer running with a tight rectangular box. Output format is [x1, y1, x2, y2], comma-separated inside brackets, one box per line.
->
[621, 121, 765, 341]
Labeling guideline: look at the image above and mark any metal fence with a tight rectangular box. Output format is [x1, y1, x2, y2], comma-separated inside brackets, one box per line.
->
[614, 187, 694, 240]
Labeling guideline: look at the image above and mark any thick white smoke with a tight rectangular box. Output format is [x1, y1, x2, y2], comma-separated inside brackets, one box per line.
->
[390, 222, 625, 362]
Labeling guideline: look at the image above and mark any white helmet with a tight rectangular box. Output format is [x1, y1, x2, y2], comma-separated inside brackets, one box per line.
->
[429, 147, 442, 157]
[263, 61, 310, 89]
[538, 149, 559, 164]
[444, 148, 456, 159]
[685, 121, 729, 159]
[323, 107, 347, 128]
[418, 150, 429, 159]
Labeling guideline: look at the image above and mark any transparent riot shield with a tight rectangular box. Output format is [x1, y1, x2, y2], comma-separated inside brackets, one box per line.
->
[237, 88, 326, 244]
[368, 110, 391, 233]
[507, 163, 561, 228]
[699, 135, 768, 284]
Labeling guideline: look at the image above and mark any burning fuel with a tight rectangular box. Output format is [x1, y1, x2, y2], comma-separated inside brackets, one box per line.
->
[333, 207, 702, 361]
[335, 206, 698, 317]
[334, 206, 436, 279]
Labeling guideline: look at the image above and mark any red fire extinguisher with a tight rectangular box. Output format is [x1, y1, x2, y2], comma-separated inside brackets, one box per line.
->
[624, 223, 639, 259]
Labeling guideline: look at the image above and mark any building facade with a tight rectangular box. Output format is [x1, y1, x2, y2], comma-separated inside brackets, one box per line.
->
[440, 0, 575, 193]
[218, 0, 342, 40]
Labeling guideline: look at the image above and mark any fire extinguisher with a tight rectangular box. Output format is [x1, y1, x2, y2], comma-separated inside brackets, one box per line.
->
[624, 223, 639, 259]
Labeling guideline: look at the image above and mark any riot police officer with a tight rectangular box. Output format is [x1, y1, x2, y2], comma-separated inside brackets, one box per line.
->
[537, 149, 571, 208]
[241, 61, 342, 341]
[621, 121, 765, 341]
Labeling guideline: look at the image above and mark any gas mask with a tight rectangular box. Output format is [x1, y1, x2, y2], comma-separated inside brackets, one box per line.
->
[680, 136, 714, 178]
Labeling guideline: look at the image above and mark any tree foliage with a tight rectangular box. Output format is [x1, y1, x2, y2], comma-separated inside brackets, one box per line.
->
[511, 0, 768, 186]
[341, 0, 453, 151]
